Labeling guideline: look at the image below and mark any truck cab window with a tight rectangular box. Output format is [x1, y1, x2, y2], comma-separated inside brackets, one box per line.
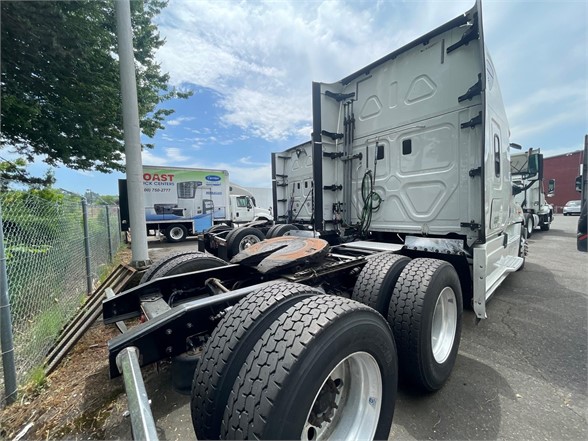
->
[236, 196, 249, 208]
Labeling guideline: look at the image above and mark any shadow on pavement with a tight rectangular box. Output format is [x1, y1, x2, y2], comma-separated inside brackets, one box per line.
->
[392, 354, 515, 440]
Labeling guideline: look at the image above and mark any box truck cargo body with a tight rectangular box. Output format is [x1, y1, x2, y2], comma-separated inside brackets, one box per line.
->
[119, 166, 272, 242]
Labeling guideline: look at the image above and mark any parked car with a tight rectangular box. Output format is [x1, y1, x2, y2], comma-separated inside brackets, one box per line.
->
[563, 200, 582, 216]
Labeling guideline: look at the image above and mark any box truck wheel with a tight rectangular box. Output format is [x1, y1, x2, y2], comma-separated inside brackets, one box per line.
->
[165, 224, 188, 242]
[524, 214, 533, 237]
[388, 258, 462, 392]
[352, 254, 411, 315]
[221, 296, 397, 441]
[191, 282, 321, 440]
[140, 251, 205, 284]
[225, 227, 265, 259]
[266, 223, 298, 239]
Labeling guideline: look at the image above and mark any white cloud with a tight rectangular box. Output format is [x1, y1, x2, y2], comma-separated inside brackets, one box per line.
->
[165, 147, 189, 162]
[140, 148, 272, 187]
[155, 0, 472, 143]
[167, 116, 196, 126]
[151, 0, 586, 162]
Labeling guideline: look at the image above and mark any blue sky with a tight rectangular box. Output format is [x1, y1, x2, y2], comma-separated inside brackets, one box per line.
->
[11, 0, 588, 196]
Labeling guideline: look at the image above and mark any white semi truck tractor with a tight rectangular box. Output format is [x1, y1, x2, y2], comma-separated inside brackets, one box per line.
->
[105, 2, 526, 440]
[511, 148, 553, 236]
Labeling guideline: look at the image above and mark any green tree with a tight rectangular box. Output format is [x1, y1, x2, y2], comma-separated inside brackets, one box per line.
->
[0, 158, 55, 192]
[1, 0, 189, 175]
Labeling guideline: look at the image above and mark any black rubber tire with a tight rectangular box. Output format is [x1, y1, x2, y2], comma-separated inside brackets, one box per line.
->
[524, 214, 533, 238]
[165, 224, 188, 242]
[191, 282, 321, 440]
[540, 218, 550, 231]
[148, 252, 226, 281]
[222, 296, 397, 440]
[351, 254, 411, 315]
[266, 223, 298, 239]
[225, 227, 265, 259]
[140, 251, 203, 284]
[387, 258, 463, 392]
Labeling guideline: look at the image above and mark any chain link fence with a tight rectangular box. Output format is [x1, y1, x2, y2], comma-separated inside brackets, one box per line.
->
[0, 191, 121, 403]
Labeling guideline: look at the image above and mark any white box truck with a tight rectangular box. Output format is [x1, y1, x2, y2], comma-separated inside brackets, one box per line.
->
[119, 166, 272, 242]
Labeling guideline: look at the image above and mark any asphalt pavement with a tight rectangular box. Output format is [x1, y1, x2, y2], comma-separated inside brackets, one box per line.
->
[108, 215, 587, 440]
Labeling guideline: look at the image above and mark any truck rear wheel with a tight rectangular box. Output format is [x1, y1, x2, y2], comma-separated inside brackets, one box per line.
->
[225, 227, 265, 259]
[387, 258, 462, 392]
[148, 252, 227, 282]
[352, 254, 411, 315]
[191, 282, 321, 440]
[266, 223, 298, 239]
[222, 296, 397, 441]
[140, 251, 203, 284]
[524, 214, 533, 237]
[540, 216, 551, 231]
[165, 224, 188, 242]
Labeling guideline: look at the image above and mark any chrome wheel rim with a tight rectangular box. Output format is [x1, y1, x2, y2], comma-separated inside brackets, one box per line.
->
[238, 234, 261, 251]
[169, 227, 184, 240]
[526, 218, 533, 235]
[302, 351, 382, 441]
[431, 287, 457, 364]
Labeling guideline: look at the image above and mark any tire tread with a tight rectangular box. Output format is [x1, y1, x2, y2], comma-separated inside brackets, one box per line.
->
[222, 296, 379, 440]
[352, 253, 410, 314]
[191, 282, 320, 440]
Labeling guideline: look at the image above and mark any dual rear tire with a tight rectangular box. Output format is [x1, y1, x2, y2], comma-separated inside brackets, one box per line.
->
[191, 282, 397, 440]
[353, 255, 463, 392]
[225, 227, 265, 259]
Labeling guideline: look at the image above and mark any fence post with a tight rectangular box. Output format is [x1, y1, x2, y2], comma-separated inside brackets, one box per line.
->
[0, 200, 18, 404]
[82, 198, 92, 295]
[105, 205, 113, 263]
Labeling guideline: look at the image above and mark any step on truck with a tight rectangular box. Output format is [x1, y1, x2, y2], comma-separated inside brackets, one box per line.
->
[105, 2, 526, 439]
[118, 166, 273, 243]
[511, 148, 554, 236]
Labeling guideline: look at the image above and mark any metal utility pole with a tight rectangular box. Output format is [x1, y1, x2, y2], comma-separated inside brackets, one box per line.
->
[582, 135, 588, 206]
[0, 202, 17, 405]
[114, 0, 151, 267]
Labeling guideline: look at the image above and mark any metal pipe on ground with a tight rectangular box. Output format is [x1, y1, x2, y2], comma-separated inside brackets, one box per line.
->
[116, 346, 158, 441]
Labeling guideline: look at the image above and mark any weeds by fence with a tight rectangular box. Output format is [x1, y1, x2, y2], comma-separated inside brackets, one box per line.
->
[0, 191, 121, 403]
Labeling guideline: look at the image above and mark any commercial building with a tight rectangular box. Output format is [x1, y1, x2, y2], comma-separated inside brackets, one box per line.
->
[543, 150, 584, 212]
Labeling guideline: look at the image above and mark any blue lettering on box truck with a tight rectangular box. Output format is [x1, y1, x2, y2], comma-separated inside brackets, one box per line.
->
[206, 175, 221, 182]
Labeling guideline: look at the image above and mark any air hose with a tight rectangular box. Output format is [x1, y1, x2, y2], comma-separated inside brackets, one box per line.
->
[358, 167, 382, 237]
